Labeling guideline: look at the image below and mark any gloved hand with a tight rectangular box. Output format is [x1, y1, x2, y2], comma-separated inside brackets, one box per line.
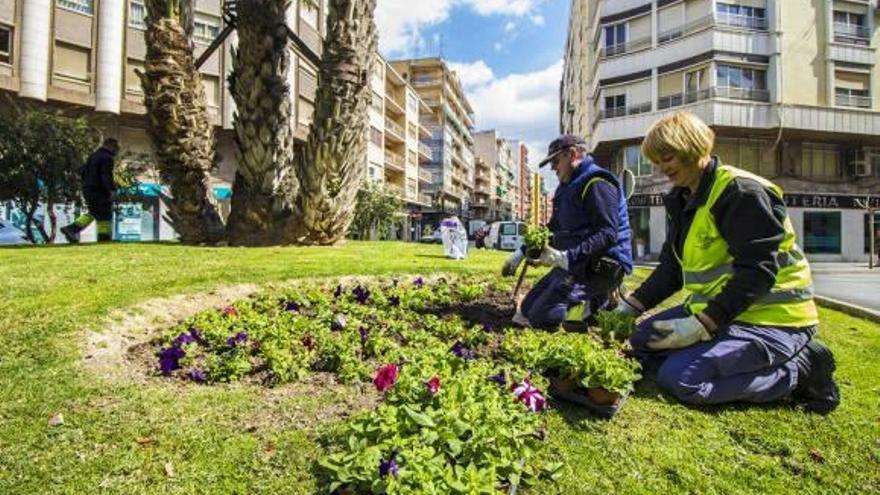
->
[531, 246, 569, 271]
[647, 316, 712, 350]
[616, 296, 644, 317]
[502, 249, 526, 277]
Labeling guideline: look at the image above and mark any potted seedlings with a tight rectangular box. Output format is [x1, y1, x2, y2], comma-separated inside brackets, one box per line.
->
[523, 225, 552, 259]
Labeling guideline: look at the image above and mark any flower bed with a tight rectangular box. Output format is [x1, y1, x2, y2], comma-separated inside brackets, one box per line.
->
[150, 275, 640, 493]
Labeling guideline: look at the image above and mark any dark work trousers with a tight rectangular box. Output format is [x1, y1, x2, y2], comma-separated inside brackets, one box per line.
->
[520, 261, 623, 328]
[630, 305, 815, 405]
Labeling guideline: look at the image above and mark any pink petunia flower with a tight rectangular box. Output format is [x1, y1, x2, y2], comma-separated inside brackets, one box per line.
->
[511, 380, 547, 412]
[425, 376, 441, 395]
[222, 306, 239, 317]
[373, 364, 399, 393]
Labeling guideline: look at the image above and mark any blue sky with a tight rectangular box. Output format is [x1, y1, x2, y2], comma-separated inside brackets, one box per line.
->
[375, 0, 569, 188]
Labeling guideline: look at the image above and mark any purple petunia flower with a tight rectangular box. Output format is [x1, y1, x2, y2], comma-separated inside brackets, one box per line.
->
[378, 456, 399, 478]
[488, 370, 507, 387]
[482, 323, 495, 333]
[284, 301, 300, 312]
[352, 285, 371, 304]
[172, 332, 196, 347]
[334, 285, 344, 299]
[388, 295, 400, 307]
[450, 341, 475, 360]
[188, 368, 207, 383]
[226, 332, 249, 347]
[159, 346, 186, 375]
[188, 327, 206, 344]
[359, 326, 369, 345]
[413, 277, 424, 288]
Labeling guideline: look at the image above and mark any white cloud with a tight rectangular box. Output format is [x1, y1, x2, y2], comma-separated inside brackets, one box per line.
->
[375, 0, 547, 55]
[448, 60, 496, 89]
[504, 21, 516, 32]
[493, 42, 503, 52]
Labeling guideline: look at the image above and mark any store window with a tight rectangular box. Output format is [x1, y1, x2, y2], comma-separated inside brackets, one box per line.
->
[804, 211, 842, 254]
[617, 144, 653, 177]
[629, 208, 651, 258]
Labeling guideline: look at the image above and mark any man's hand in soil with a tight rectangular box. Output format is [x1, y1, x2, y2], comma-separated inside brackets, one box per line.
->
[648, 315, 712, 350]
[502, 249, 526, 277]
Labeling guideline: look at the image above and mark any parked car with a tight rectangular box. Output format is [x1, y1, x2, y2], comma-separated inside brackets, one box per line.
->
[486, 221, 526, 251]
[0, 221, 30, 245]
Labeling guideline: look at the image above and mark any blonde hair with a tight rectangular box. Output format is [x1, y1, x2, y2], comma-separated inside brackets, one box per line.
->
[641, 111, 714, 167]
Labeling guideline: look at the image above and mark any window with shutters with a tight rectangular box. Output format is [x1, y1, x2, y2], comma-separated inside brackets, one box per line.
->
[57, 0, 93, 15]
[194, 15, 220, 43]
[834, 70, 870, 108]
[129, 0, 146, 29]
[125, 58, 144, 94]
[202, 75, 220, 108]
[53, 42, 91, 82]
[369, 126, 383, 147]
[0, 25, 11, 65]
[299, 65, 318, 101]
[298, 98, 314, 127]
[800, 143, 841, 179]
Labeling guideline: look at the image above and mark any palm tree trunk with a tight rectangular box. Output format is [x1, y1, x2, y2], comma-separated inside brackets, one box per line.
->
[283, 0, 377, 245]
[224, 0, 298, 246]
[139, 0, 225, 244]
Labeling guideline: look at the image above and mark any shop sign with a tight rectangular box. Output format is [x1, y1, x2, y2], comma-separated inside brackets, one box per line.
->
[784, 194, 880, 210]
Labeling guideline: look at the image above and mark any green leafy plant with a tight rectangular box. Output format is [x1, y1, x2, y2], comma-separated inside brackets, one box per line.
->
[594, 310, 638, 344]
[523, 225, 552, 258]
[456, 283, 486, 303]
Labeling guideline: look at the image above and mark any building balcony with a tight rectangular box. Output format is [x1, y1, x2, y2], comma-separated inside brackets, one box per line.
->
[418, 168, 433, 184]
[599, 101, 651, 120]
[413, 77, 441, 87]
[833, 23, 871, 46]
[654, 87, 768, 113]
[419, 192, 434, 206]
[600, 35, 651, 59]
[418, 142, 433, 160]
[716, 13, 768, 31]
[658, 14, 714, 44]
[385, 118, 404, 142]
[384, 150, 405, 172]
[384, 94, 405, 115]
[835, 93, 872, 109]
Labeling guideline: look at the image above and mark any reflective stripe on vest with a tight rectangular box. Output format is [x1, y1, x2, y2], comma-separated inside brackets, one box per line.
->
[681, 164, 818, 327]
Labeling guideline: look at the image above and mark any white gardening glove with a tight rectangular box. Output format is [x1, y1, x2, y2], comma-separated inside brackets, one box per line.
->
[647, 316, 712, 350]
[502, 249, 526, 277]
[532, 246, 569, 271]
[616, 296, 644, 317]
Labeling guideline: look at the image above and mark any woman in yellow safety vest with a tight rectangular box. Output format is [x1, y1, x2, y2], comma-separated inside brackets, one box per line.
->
[618, 111, 839, 414]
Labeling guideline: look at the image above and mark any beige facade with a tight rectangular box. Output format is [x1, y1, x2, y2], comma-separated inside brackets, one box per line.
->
[562, 0, 880, 262]
[389, 58, 477, 223]
[474, 130, 517, 221]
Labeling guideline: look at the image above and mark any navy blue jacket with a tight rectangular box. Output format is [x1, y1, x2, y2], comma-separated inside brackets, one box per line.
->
[547, 157, 633, 277]
[80, 148, 116, 193]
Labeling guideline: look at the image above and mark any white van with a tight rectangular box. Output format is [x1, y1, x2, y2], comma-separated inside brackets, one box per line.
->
[486, 221, 527, 251]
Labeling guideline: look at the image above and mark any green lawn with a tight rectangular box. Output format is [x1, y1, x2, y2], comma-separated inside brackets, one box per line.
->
[1, 242, 878, 494]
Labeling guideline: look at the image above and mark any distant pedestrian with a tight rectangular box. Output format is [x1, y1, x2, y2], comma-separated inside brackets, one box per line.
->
[61, 138, 119, 243]
[474, 227, 487, 249]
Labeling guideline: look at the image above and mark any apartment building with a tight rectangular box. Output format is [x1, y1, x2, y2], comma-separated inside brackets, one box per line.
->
[0, 0, 330, 241]
[366, 54, 433, 241]
[510, 140, 532, 221]
[562, 0, 880, 262]
[474, 130, 517, 221]
[389, 58, 477, 228]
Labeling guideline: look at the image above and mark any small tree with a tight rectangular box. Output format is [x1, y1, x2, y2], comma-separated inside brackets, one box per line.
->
[0, 107, 99, 243]
[348, 181, 402, 240]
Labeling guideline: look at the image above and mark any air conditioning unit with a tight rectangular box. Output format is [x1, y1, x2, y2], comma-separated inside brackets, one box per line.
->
[854, 160, 871, 177]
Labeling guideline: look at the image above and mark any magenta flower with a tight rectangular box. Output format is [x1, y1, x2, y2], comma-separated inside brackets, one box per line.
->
[512, 380, 547, 412]
[373, 364, 399, 393]
[222, 306, 239, 317]
[188, 368, 207, 383]
[426, 376, 441, 395]
[413, 277, 424, 288]
[226, 332, 248, 347]
[158, 346, 186, 375]
[378, 456, 399, 478]
[450, 341, 475, 360]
